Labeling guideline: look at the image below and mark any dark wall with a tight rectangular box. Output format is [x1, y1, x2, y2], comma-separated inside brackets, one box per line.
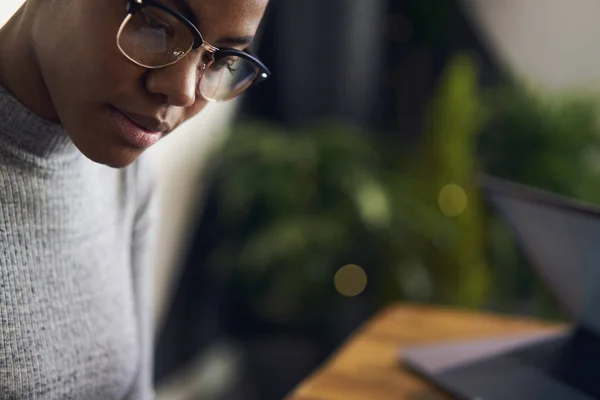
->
[240, 0, 501, 135]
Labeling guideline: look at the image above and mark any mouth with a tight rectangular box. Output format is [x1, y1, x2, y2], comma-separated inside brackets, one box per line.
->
[110, 107, 167, 149]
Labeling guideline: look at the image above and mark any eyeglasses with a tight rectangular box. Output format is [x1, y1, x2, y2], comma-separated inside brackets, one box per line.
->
[117, 0, 271, 102]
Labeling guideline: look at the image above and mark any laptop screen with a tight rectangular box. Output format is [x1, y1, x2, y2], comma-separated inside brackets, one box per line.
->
[484, 177, 600, 335]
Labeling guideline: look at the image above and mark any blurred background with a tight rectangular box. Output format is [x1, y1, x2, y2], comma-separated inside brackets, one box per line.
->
[5, 0, 600, 399]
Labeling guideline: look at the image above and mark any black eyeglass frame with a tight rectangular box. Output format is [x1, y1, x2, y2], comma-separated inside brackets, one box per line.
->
[123, 0, 271, 82]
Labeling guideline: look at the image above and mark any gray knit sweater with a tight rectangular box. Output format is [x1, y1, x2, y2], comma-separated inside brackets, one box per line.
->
[0, 85, 157, 399]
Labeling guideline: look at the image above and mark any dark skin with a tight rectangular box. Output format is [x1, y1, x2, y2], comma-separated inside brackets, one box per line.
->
[0, 0, 269, 168]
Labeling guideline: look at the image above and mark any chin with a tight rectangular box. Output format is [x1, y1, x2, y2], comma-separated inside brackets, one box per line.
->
[66, 121, 146, 168]
[75, 139, 144, 168]
[93, 147, 144, 168]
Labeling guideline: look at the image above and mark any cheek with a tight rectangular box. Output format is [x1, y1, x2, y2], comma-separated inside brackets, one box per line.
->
[48, 3, 143, 103]
[81, 10, 145, 97]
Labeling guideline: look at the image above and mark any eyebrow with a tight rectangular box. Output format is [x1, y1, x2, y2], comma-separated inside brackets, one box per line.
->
[170, 0, 198, 25]
[169, 0, 255, 48]
[215, 36, 255, 47]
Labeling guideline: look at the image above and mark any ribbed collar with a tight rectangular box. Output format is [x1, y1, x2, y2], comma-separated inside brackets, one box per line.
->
[0, 85, 80, 168]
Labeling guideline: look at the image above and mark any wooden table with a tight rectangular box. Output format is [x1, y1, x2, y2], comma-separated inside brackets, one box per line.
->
[286, 303, 564, 400]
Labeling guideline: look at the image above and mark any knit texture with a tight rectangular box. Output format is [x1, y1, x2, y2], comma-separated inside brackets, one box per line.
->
[0, 85, 157, 399]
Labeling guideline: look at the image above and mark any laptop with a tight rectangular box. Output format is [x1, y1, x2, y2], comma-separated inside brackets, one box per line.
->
[400, 175, 600, 400]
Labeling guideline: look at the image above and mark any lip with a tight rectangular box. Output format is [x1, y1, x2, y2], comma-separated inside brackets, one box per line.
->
[121, 110, 170, 133]
[110, 107, 165, 149]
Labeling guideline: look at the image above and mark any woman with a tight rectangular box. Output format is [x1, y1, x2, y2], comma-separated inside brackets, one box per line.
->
[0, 0, 270, 398]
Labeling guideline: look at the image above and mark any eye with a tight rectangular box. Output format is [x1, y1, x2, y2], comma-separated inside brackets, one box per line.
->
[212, 57, 239, 73]
[141, 8, 176, 37]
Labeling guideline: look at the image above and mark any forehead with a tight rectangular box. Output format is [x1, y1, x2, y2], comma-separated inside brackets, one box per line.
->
[174, 0, 269, 35]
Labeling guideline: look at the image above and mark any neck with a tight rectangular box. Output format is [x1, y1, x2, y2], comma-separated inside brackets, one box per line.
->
[0, 2, 59, 123]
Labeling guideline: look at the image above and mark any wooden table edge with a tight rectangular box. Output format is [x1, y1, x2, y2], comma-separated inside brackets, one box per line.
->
[285, 303, 567, 400]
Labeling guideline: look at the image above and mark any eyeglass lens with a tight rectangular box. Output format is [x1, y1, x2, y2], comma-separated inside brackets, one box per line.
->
[118, 6, 261, 102]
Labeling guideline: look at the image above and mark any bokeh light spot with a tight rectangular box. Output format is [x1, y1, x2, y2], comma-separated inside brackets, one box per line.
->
[438, 184, 468, 217]
[334, 265, 368, 297]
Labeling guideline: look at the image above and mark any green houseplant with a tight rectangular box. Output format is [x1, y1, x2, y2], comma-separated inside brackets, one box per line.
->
[199, 50, 600, 330]
[203, 52, 491, 330]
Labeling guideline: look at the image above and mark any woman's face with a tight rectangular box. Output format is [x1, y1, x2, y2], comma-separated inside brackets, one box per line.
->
[31, 0, 268, 168]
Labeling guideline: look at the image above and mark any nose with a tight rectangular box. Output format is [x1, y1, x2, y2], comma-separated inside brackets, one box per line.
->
[144, 54, 203, 108]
